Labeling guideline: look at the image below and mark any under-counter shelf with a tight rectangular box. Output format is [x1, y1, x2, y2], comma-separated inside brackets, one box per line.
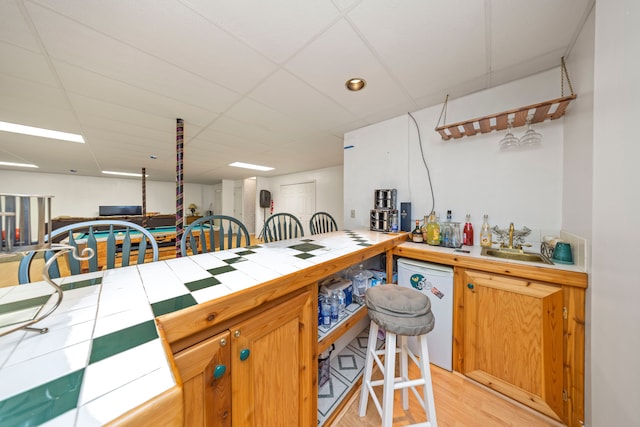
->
[318, 301, 367, 353]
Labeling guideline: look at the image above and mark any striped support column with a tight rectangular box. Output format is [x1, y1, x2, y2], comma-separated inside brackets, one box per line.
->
[141, 167, 147, 228]
[175, 118, 184, 257]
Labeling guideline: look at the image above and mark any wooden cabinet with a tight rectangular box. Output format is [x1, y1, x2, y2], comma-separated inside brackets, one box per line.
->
[173, 290, 315, 427]
[460, 269, 564, 421]
[174, 331, 231, 426]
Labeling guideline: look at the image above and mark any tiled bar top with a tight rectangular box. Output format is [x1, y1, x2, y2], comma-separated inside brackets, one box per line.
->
[0, 230, 401, 427]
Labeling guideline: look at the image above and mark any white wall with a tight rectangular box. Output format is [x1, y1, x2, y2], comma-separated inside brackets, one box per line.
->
[591, 1, 640, 426]
[563, 6, 595, 424]
[0, 170, 213, 218]
[344, 69, 566, 245]
[242, 178, 257, 234]
[256, 165, 343, 236]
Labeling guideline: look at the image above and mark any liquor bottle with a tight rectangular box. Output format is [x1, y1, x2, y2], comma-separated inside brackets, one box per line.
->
[480, 214, 492, 248]
[426, 212, 441, 246]
[412, 220, 424, 243]
[463, 214, 474, 246]
[421, 215, 429, 242]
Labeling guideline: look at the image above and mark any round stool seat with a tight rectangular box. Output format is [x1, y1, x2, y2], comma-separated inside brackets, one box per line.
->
[365, 285, 435, 336]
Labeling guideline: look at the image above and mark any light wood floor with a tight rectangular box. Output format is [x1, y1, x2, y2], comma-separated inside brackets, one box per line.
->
[330, 363, 562, 427]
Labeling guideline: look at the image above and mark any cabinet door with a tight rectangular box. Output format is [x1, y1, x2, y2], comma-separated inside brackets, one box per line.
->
[230, 290, 314, 426]
[462, 270, 564, 421]
[174, 330, 231, 426]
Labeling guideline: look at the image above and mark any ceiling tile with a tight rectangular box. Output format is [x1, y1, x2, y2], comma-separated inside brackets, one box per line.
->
[182, 0, 342, 64]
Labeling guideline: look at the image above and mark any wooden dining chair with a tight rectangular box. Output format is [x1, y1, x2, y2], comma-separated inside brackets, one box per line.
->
[180, 215, 251, 256]
[263, 213, 304, 242]
[18, 220, 159, 284]
[309, 211, 338, 235]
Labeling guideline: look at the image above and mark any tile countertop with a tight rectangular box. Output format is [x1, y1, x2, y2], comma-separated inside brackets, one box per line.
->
[397, 241, 587, 273]
[0, 229, 401, 427]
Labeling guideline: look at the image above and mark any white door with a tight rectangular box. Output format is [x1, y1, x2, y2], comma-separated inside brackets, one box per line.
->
[279, 182, 315, 236]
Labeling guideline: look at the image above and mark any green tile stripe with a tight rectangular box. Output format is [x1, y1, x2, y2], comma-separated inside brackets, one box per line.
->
[0, 369, 84, 427]
[0, 295, 51, 316]
[89, 320, 158, 364]
[61, 277, 102, 292]
[207, 265, 236, 276]
[151, 294, 197, 317]
[185, 277, 220, 293]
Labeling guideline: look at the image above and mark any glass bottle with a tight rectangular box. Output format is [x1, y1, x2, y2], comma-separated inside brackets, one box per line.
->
[421, 215, 429, 242]
[426, 212, 441, 246]
[337, 289, 346, 318]
[330, 291, 339, 323]
[480, 214, 492, 248]
[321, 296, 331, 326]
[412, 220, 424, 243]
[463, 214, 474, 246]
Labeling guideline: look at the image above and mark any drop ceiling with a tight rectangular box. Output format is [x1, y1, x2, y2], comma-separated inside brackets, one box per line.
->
[0, 0, 593, 184]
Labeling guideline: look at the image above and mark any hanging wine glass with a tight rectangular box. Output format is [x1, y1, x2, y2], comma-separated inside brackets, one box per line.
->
[520, 115, 542, 146]
[499, 118, 519, 150]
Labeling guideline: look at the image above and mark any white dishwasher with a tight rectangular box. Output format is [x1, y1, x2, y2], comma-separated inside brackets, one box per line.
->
[397, 258, 453, 371]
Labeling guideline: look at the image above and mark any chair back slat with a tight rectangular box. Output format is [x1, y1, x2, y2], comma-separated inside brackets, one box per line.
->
[66, 232, 82, 275]
[18, 220, 159, 284]
[105, 226, 116, 269]
[121, 227, 132, 267]
[310, 212, 338, 235]
[180, 215, 250, 256]
[263, 213, 304, 242]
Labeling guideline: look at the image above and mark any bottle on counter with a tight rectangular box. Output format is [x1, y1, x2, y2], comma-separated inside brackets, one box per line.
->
[421, 215, 429, 242]
[480, 214, 492, 247]
[426, 212, 441, 246]
[412, 220, 424, 243]
[463, 214, 474, 246]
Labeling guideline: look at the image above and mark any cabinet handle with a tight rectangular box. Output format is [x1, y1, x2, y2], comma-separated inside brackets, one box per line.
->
[467, 283, 474, 290]
[234, 330, 241, 338]
[239, 348, 250, 361]
[213, 364, 226, 380]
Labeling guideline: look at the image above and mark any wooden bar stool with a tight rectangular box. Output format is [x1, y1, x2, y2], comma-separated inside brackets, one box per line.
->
[358, 284, 437, 427]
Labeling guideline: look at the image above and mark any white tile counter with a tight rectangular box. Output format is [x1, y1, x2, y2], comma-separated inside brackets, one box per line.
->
[0, 230, 401, 427]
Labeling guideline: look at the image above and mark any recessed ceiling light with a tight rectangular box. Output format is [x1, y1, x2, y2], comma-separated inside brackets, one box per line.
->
[345, 78, 366, 91]
[0, 161, 38, 168]
[229, 162, 274, 171]
[102, 170, 148, 177]
[0, 121, 84, 143]
[150, 155, 157, 159]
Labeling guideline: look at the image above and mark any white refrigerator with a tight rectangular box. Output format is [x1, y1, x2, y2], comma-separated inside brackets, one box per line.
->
[397, 258, 453, 371]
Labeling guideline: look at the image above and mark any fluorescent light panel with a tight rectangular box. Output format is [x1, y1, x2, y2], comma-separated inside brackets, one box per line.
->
[0, 161, 38, 168]
[0, 121, 84, 143]
[229, 162, 274, 171]
[102, 171, 147, 177]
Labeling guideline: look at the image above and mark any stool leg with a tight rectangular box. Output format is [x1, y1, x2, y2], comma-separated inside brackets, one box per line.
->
[418, 334, 437, 426]
[382, 330, 396, 427]
[399, 335, 409, 410]
[359, 321, 379, 417]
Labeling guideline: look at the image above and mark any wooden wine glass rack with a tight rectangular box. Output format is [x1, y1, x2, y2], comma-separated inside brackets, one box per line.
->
[435, 94, 577, 141]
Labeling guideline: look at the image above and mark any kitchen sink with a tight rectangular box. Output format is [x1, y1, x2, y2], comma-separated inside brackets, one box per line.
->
[481, 247, 553, 264]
